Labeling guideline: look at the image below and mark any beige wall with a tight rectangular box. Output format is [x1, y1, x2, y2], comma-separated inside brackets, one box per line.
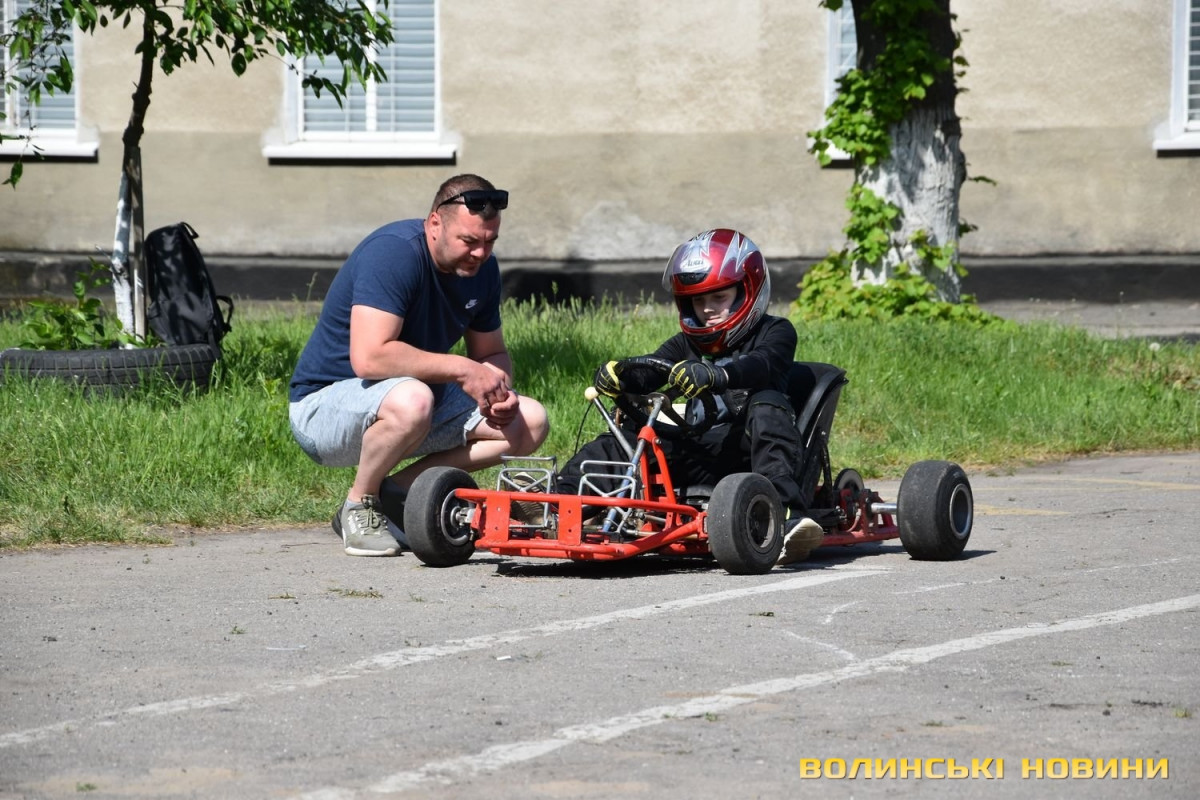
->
[1, 0, 1195, 262]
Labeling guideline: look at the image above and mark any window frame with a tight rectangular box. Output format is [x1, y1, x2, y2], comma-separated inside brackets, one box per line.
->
[813, 3, 856, 164]
[262, 0, 457, 162]
[1155, 0, 1200, 151]
[0, 0, 97, 158]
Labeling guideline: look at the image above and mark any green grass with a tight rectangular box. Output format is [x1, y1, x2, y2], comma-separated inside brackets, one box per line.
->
[1, 299, 1197, 547]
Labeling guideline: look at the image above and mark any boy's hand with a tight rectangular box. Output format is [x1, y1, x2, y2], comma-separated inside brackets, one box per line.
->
[593, 360, 625, 397]
[668, 360, 728, 398]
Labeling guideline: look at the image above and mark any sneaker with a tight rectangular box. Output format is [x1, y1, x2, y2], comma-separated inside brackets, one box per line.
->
[508, 471, 546, 525]
[777, 516, 824, 566]
[332, 479, 410, 549]
[336, 495, 401, 557]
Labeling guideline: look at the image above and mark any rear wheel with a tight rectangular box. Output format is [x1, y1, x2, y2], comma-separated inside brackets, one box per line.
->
[897, 460, 973, 560]
[404, 467, 478, 567]
[707, 473, 783, 575]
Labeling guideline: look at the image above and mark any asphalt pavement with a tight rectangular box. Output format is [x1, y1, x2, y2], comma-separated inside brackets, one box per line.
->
[1, 453, 1198, 799]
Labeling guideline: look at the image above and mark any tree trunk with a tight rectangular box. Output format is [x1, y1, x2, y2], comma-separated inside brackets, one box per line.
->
[849, 0, 965, 302]
[110, 11, 156, 340]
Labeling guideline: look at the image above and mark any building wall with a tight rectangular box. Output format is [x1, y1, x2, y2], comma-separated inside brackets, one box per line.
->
[1, 0, 1195, 263]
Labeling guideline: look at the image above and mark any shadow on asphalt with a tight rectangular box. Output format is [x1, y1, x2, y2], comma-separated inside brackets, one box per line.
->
[466, 539, 997, 579]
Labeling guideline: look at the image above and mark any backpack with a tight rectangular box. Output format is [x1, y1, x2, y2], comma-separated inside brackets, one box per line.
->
[144, 222, 234, 350]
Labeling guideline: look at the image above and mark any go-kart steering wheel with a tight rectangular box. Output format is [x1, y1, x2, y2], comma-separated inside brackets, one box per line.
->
[611, 356, 720, 435]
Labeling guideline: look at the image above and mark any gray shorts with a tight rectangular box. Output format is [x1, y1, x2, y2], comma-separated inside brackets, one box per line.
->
[288, 378, 484, 468]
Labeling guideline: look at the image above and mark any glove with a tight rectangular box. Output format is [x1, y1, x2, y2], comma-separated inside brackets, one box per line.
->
[668, 360, 728, 399]
[593, 360, 625, 397]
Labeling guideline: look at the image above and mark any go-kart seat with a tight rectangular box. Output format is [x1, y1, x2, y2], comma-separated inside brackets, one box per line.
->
[786, 362, 848, 508]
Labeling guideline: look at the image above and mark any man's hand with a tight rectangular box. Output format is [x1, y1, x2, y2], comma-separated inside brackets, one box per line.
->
[668, 360, 728, 398]
[482, 387, 520, 426]
[462, 360, 511, 410]
[593, 360, 624, 397]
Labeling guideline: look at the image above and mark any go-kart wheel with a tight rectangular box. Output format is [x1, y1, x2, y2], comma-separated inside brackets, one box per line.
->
[897, 460, 973, 561]
[707, 473, 783, 575]
[404, 467, 478, 567]
[834, 468, 864, 531]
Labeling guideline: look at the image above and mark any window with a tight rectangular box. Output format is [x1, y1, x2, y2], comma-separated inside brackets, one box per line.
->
[815, 3, 857, 163]
[0, 0, 96, 157]
[263, 0, 456, 161]
[1156, 0, 1200, 150]
[826, 2, 857, 109]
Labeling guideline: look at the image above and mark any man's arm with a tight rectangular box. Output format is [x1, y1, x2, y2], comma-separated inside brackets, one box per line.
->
[349, 305, 508, 407]
[463, 326, 519, 424]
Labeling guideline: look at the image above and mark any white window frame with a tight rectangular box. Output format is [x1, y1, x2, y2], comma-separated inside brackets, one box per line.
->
[813, 3, 856, 164]
[0, 0, 97, 158]
[262, 0, 457, 161]
[1155, 0, 1200, 150]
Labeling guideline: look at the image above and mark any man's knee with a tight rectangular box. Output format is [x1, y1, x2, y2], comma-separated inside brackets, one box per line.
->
[377, 381, 436, 432]
[519, 397, 551, 451]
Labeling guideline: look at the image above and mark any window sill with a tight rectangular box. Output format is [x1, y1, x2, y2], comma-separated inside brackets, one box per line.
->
[1153, 130, 1200, 153]
[0, 136, 99, 159]
[261, 139, 458, 163]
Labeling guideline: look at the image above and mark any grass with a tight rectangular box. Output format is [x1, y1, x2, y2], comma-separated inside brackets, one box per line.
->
[1, 298, 1197, 547]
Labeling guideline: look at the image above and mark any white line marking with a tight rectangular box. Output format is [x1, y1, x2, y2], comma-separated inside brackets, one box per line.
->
[295, 594, 1200, 798]
[783, 632, 858, 662]
[0, 569, 879, 750]
[821, 600, 860, 624]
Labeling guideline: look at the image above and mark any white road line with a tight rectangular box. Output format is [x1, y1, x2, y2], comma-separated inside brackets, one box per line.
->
[0, 568, 879, 750]
[295, 593, 1200, 799]
[820, 599, 860, 624]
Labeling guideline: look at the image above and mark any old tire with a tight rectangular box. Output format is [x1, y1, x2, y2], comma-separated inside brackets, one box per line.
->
[404, 467, 478, 567]
[0, 344, 218, 394]
[897, 460, 973, 561]
[707, 472, 783, 575]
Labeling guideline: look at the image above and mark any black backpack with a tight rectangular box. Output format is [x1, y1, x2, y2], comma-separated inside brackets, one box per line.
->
[145, 222, 234, 350]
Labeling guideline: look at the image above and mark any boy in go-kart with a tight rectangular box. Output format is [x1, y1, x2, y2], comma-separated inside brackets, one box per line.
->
[555, 228, 824, 566]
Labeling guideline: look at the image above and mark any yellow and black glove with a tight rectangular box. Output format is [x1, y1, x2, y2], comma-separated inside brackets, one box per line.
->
[593, 360, 625, 397]
[668, 360, 729, 399]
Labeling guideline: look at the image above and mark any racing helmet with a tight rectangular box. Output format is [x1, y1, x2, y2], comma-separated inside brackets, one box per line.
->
[662, 228, 771, 354]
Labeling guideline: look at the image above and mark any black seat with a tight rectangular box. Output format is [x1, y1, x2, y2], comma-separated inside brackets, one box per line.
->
[786, 362, 848, 509]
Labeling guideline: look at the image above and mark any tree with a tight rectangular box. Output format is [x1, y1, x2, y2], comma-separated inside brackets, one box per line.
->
[801, 0, 992, 322]
[1, 0, 392, 339]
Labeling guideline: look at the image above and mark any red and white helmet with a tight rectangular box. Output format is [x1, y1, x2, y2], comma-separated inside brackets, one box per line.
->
[662, 228, 771, 354]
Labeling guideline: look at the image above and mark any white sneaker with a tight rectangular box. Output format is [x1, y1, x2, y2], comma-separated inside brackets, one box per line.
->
[336, 495, 401, 557]
[777, 517, 824, 566]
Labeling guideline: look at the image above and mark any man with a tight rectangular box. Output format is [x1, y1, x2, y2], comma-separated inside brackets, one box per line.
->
[288, 174, 550, 556]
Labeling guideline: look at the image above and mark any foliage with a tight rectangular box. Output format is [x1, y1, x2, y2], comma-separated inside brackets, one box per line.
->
[15, 260, 136, 349]
[0, 301, 1197, 547]
[1, 0, 394, 186]
[799, 0, 985, 322]
[811, 0, 957, 168]
[796, 256, 1000, 325]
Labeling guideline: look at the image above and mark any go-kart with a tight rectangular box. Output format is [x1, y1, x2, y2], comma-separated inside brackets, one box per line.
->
[403, 358, 973, 575]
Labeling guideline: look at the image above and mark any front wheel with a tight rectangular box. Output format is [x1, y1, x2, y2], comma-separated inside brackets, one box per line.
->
[707, 473, 783, 575]
[404, 467, 478, 567]
[897, 460, 973, 561]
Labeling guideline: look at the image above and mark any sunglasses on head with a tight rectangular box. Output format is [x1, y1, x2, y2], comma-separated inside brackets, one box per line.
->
[437, 189, 509, 213]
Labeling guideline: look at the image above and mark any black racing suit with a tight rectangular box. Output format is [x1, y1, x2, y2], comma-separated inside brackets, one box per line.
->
[557, 315, 807, 512]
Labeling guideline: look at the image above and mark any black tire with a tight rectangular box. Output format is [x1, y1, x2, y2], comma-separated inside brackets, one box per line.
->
[834, 468, 865, 531]
[707, 473, 783, 575]
[404, 467, 478, 567]
[897, 460, 973, 560]
[0, 343, 218, 394]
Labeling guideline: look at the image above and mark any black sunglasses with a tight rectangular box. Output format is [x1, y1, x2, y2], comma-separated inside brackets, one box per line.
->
[437, 189, 509, 213]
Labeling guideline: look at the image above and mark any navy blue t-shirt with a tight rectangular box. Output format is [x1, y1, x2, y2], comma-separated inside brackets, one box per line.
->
[288, 219, 503, 402]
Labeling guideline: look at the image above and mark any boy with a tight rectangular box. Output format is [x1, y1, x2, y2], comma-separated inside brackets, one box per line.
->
[556, 228, 823, 566]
